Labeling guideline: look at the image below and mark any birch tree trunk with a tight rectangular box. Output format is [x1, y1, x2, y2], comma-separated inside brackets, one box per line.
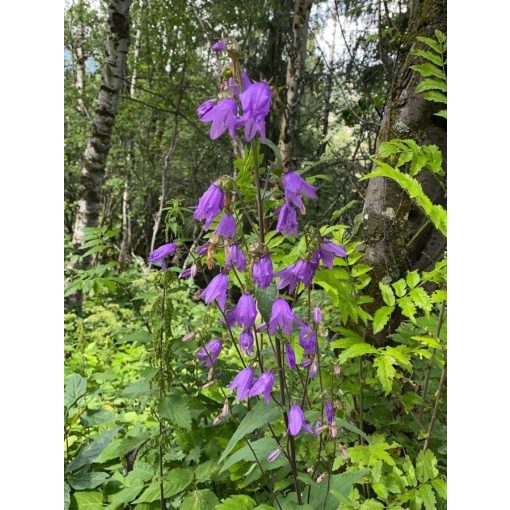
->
[360, 0, 446, 344]
[129, 0, 145, 98]
[278, 0, 314, 162]
[72, 0, 133, 251]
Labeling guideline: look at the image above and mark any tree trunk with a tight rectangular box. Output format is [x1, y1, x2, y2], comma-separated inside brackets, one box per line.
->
[129, 0, 145, 98]
[72, 0, 133, 252]
[278, 0, 314, 162]
[360, 0, 446, 344]
[119, 177, 132, 266]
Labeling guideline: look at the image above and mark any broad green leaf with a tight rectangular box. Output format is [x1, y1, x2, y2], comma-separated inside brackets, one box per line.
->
[106, 480, 144, 509]
[335, 418, 371, 443]
[195, 460, 220, 482]
[379, 282, 395, 306]
[392, 279, 407, 297]
[220, 437, 283, 473]
[416, 78, 447, 93]
[65, 374, 87, 408]
[159, 394, 192, 430]
[254, 285, 278, 323]
[412, 48, 443, 66]
[64, 482, 71, 510]
[434, 30, 446, 43]
[412, 336, 441, 349]
[338, 343, 378, 364]
[410, 288, 432, 314]
[135, 468, 193, 502]
[373, 355, 396, 395]
[424, 91, 447, 104]
[406, 271, 420, 289]
[398, 296, 417, 322]
[122, 379, 152, 398]
[385, 346, 412, 370]
[373, 306, 394, 334]
[215, 495, 256, 510]
[411, 63, 445, 80]
[70, 491, 103, 510]
[416, 450, 439, 483]
[181, 489, 219, 510]
[431, 478, 447, 500]
[68, 471, 110, 490]
[419, 483, 437, 510]
[67, 427, 121, 473]
[435, 109, 447, 119]
[416, 36, 443, 54]
[430, 289, 447, 303]
[219, 401, 281, 463]
[359, 500, 385, 510]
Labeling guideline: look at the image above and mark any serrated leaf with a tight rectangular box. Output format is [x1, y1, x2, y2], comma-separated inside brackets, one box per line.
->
[410, 288, 432, 315]
[385, 346, 412, 370]
[67, 427, 121, 473]
[424, 91, 447, 104]
[431, 478, 447, 500]
[411, 63, 445, 80]
[398, 296, 417, 322]
[215, 495, 256, 510]
[106, 480, 144, 509]
[415, 78, 447, 93]
[412, 335, 441, 349]
[379, 282, 395, 306]
[70, 491, 103, 510]
[416, 450, 439, 483]
[359, 500, 385, 510]
[434, 30, 446, 43]
[135, 468, 193, 502]
[412, 48, 443, 66]
[68, 471, 110, 490]
[392, 279, 407, 297]
[430, 289, 447, 303]
[65, 374, 87, 408]
[416, 36, 443, 54]
[181, 489, 219, 510]
[159, 394, 191, 430]
[419, 483, 437, 510]
[406, 271, 420, 288]
[435, 109, 447, 119]
[219, 401, 281, 463]
[373, 305, 394, 334]
[220, 437, 283, 473]
[373, 355, 396, 395]
[338, 343, 378, 364]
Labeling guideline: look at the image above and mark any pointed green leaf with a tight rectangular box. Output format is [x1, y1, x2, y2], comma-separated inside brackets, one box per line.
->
[411, 63, 445, 80]
[135, 468, 193, 502]
[373, 355, 396, 395]
[159, 394, 191, 430]
[412, 48, 443, 66]
[70, 491, 103, 510]
[181, 489, 219, 510]
[373, 306, 394, 334]
[392, 279, 407, 297]
[338, 343, 378, 364]
[419, 483, 437, 510]
[379, 282, 395, 306]
[215, 495, 256, 510]
[431, 478, 447, 500]
[424, 91, 447, 104]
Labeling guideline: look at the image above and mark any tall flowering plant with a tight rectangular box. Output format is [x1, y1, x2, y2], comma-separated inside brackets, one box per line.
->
[148, 39, 349, 505]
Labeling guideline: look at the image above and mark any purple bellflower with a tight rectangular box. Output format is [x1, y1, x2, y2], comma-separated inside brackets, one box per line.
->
[197, 99, 216, 118]
[223, 308, 237, 329]
[197, 338, 222, 367]
[215, 214, 236, 238]
[212, 39, 228, 52]
[252, 254, 273, 288]
[148, 242, 176, 270]
[200, 98, 238, 140]
[235, 293, 257, 329]
[268, 298, 301, 335]
[228, 366, 254, 401]
[285, 342, 297, 369]
[314, 238, 347, 269]
[238, 82, 272, 141]
[276, 202, 298, 237]
[248, 371, 275, 403]
[267, 448, 281, 463]
[239, 329, 254, 356]
[299, 324, 317, 356]
[326, 402, 334, 425]
[275, 259, 316, 293]
[200, 273, 228, 310]
[197, 243, 209, 256]
[194, 182, 224, 230]
[179, 263, 197, 279]
[283, 171, 317, 214]
[225, 243, 246, 272]
[313, 306, 322, 324]
[288, 404, 314, 436]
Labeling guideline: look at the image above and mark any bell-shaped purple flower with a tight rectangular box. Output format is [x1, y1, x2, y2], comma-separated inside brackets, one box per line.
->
[252, 255, 273, 288]
[194, 182, 224, 230]
[313, 306, 322, 324]
[179, 263, 197, 279]
[200, 98, 238, 140]
[240, 69, 252, 91]
[197, 338, 222, 367]
[288, 404, 314, 436]
[228, 366, 254, 401]
[276, 202, 298, 237]
[212, 39, 228, 52]
[148, 243, 176, 270]
[299, 324, 317, 356]
[314, 238, 347, 269]
[248, 371, 275, 403]
[268, 298, 301, 335]
[222, 308, 237, 329]
[326, 402, 334, 425]
[235, 293, 257, 329]
[285, 342, 296, 369]
[226, 243, 246, 272]
[267, 448, 281, 463]
[238, 82, 272, 141]
[283, 171, 317, 214]
[197, 243, 209, 256]
[239, 329, 254, 356]
[197, 99, 216, 118]
[215, 214, 236, 238]
[275, 259, 316, 293]
[200, 273, 228, 310]
[275, 263, 300, 294]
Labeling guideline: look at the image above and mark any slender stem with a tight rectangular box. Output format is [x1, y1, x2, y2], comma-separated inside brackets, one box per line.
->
[358, 356, 364, 445]
[252, 142, 265, 244]
[423, 364, 446, 452]
[158, 277, 167, 510]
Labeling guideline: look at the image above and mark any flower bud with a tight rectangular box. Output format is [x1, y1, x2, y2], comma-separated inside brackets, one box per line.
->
[330, 423, 338, 438]
[221, 399, 230, 417]
[333, 364, 341, 375]
[182, 331, 196, 342]
[202, 380, 216, 390]
[267, 448, 281, 463]
[316, 472, 328, 484]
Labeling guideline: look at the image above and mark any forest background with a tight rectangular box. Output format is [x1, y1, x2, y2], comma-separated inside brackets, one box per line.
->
[0, 1, 509, 509]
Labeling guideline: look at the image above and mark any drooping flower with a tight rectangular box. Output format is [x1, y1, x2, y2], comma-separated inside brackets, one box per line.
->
[276, 202, 298, 237]
[248, 371, 275, 403]
[200, 98, 238, 140]
[212, 39, 228, 52]
[326, 402, 334, 425]
[313, 306, 322, 324]
[197, 338, 222, 367]
[252, 255, 273, 288]
[285, 342, 296, 369]
[314, 238, 347, 269]
[193, 182, 224, 230]
[215, 214, 236, 238]
[147, 243, 176, 269]
[299, 324, 317, 356]
[196, 99, 216, 118]
[225, 243, 246, 272]
[288, 404, 314, 436]
[223, 308, 237, 329]
[283, 171, 317, 214]
[197, 243, 209, 256]
[228, 366, 254, 401]
[239, 329, 254, 356]
[235, 293, 257, 329]
[179, 263, 197, 279]
[238, 82, 272, 141]
[240, 69, 252, 91]
[275, 259, 316, 293]
[200, 273, 228, 310]
[267, 448, 281, 463]
[274, 263, 300, 294]
[268, 298, 301, 335]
